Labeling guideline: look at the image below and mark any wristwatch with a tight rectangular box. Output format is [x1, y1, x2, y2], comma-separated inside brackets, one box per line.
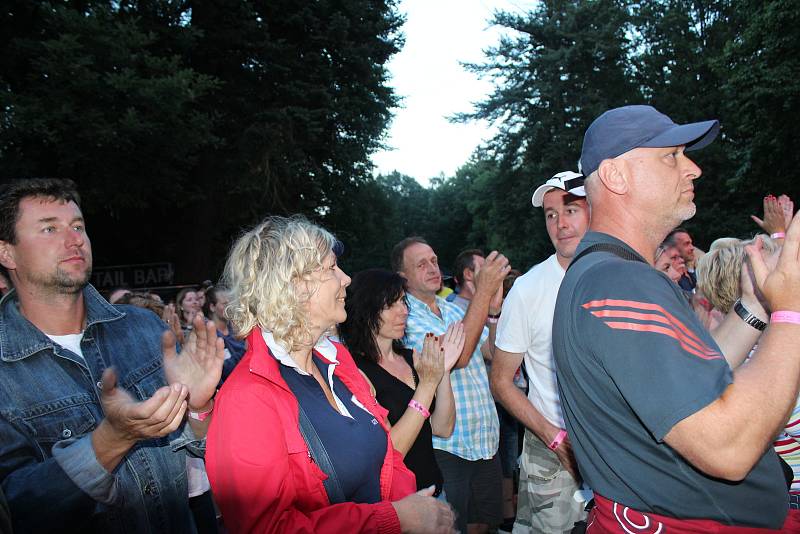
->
[733, 299, 767, 331]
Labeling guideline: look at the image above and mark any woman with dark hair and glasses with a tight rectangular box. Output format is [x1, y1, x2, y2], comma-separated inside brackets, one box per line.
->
[339, 268, 463, 496]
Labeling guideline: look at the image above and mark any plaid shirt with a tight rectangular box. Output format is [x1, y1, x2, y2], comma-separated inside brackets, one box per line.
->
[403, 293, 499, 460]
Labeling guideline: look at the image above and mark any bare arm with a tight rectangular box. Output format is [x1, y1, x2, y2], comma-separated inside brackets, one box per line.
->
[479, 320, 498, 362]
[455, 251, 509, 369]
[709, 307, 762, 370]
[383, 336, 444, 456]
[665, 321, 800, 480]
[429, 324, 462, 437]
[455, 290, 491, 369]
[429, 375, 455, 438]
[710, 245, 772, 368]
[489, 348, 577, 478]
[388, 382, 438, 456]
[665, 218, 800, 480]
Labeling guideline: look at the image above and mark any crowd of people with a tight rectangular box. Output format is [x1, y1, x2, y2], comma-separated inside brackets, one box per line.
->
[0, 103, 799, 534]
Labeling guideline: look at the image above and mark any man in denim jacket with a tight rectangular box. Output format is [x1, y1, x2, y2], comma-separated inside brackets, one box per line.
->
[0, 178, 225, 533]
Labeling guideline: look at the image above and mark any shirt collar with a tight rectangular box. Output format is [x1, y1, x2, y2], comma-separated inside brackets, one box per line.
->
[0, 284, 124, 362]
[578, 231, 648, 264]
[260, 328, 355, 418]
[405, 292, 446, 315]
[260, 329, 338, 375]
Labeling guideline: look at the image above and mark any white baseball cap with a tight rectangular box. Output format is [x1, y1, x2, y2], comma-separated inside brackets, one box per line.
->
[531, 171, 586, 208]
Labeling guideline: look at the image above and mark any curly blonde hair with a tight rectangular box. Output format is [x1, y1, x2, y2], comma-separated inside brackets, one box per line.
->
[696, 235, 779, 313]
[222, 215, 336, 352]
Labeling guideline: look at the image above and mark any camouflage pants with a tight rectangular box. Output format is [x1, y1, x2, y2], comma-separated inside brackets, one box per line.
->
[513, 429, 587, 534]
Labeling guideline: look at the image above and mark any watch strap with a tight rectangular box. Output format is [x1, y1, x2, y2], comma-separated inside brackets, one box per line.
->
[733, 300, 767, 331]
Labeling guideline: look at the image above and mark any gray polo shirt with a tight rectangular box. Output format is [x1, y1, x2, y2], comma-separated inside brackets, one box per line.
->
[552, 231, 786, 528]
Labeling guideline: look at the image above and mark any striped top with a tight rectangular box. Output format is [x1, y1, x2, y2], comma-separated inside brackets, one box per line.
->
[775, 397, 800, 494]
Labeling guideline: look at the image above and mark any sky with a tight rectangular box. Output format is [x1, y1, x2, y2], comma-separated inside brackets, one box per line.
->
[370, 0, 526, 186]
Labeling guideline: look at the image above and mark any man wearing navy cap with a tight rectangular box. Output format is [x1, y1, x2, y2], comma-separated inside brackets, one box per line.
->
[552, 105, 800, 531]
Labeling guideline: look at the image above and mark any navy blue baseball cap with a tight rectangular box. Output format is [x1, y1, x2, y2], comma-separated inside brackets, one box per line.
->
[579, 105, 719, 177]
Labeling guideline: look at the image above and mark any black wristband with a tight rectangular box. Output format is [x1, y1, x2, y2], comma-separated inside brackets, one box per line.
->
[488, 312, 501, 319]
[733, 299, 767, 331]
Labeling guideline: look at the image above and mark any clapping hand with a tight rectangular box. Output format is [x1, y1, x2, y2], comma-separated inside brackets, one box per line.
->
[746, 209, 800, 314]
[413, 333, 445, 388]
[779, 194, 795, 230]
[751, 194, 792, 236]
[161, 303, 184, 345]
[99, 367, 189, 443]
[439, 321, 465, 371]
[473, 251, 511, 311]
[162, 313, 225, 411]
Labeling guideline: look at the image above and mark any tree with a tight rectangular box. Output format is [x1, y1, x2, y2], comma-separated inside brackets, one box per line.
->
[188, 0, 403, 215]
[0, 2, 218, 210]
[457, 0, 639, 267]
[632, 0, 749, 247]
[0, 0, 405, 283]
[718, 0, 800, 211]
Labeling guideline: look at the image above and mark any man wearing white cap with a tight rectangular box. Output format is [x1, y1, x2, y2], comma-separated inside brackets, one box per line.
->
[553, 105, 800, 531]
[490, 171, 590, 533]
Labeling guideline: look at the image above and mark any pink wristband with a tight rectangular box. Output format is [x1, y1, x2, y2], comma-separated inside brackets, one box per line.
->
[771, 311, 800, 325]
[771, 232, 786, 239]
[548, 429, 567, 451]
[408, 399, 431, 419]
[188, 399, 214, 422]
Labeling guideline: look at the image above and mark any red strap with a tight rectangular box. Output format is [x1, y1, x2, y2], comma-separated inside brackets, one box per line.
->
[588, 493, 799, 533]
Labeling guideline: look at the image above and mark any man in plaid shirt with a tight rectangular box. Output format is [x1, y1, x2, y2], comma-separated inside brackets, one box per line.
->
[391, 236, 510, 534]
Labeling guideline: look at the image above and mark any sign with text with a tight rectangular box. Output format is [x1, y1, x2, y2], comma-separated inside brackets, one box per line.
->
[92, 263, 174, 290]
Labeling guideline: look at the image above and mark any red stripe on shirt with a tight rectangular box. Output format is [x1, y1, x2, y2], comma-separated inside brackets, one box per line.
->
[590, 309, 719, 357]
[583, 299, 721, 359]
[786, 418, 800, 429]
[583, 298, 708, 347]
[603, 321, 723, 360]
[772, 442, 800, 456]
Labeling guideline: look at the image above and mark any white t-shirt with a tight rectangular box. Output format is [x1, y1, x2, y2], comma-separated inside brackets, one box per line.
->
[495, 254, 566, 428]
[46, 333, 85, 361]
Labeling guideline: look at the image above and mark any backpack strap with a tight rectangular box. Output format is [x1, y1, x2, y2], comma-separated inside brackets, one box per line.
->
[296, 401, 347, 504]
[567, 242, 648, 271]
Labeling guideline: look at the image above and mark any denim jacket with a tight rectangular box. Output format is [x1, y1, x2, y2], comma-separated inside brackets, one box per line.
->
[0, 285, 203, 533]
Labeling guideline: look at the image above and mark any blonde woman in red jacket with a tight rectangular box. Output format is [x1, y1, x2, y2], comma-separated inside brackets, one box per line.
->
[206, 215, 455, 534]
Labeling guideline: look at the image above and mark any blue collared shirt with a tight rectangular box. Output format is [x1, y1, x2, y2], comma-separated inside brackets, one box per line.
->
[403, 293, 499, 460]
[0, 285, 202, 533]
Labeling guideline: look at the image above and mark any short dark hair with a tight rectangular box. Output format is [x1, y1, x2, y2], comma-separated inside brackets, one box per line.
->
[339, 269, 407, 364]
[664, 227, 690, 247]
[390, 236, 428, 273]
[453, 248, 484, 286]
[203, 284, 228, 316]
[0, 178, 81, 244]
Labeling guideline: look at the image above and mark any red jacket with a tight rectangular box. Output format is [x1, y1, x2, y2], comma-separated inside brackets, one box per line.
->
[206, 329, 417, 534]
